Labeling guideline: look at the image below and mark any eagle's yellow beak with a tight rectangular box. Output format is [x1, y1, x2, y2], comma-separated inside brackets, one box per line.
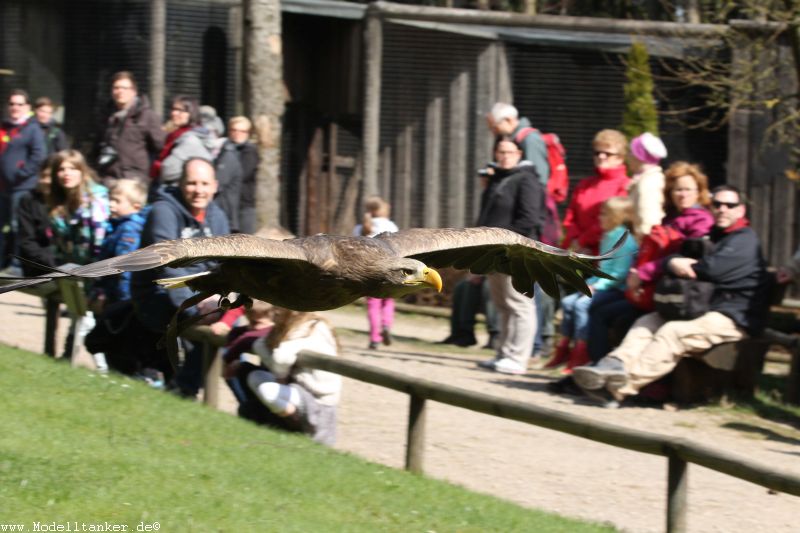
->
[422, 267, 443, 293]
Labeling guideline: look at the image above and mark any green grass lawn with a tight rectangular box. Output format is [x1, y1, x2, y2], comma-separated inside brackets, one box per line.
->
[0, 344, 615, 532]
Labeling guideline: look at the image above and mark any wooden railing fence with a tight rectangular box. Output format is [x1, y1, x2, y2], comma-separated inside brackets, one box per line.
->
[293, 350, 800, 533]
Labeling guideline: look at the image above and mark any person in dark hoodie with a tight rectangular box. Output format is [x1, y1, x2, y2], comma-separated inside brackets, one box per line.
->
[0, 89, 46, 269]
[475, 136, 546, 376]
[16, 155, 58, 276]
[573, 185, 769, 407]
[97, 71, 165, 182]
[132, 157, 230, 397]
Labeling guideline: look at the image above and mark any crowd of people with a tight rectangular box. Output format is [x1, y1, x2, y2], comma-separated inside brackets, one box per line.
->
[0, 78, 788, 443]
[0, 74, 341, 445]
[440, 102, 778, 409]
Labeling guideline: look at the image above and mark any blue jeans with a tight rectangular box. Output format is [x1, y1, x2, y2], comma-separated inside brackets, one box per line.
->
[587, 289, 645, 363]
[560, 291, 592, 340]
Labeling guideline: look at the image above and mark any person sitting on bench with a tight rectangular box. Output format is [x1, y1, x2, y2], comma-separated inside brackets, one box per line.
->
[573, 185, 769, 406]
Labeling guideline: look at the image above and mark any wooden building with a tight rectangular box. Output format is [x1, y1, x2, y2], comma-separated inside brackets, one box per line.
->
[1, 0, 795, 268]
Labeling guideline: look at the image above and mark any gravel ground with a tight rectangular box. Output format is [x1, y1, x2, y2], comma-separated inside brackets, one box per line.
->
[1, 291, 799, 532]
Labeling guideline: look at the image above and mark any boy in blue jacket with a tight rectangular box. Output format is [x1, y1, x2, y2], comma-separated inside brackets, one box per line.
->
[90, 178, 150, 309]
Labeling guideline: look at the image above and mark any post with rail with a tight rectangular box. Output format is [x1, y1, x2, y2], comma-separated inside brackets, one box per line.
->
[405, 393, 427, 473]
[666, 452, 688, 533]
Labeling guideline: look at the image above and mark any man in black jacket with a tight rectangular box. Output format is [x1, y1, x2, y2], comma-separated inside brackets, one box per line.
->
[476, 136, 546, 375]
[573, 185, 769, 405]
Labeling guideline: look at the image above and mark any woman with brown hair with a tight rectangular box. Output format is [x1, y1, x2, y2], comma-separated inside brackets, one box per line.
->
[48, 149, 110, 266]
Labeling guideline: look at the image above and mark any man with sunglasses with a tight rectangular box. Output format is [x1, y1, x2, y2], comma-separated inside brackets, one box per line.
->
[0, 89, 46, 270]
[573, 185, 769, 406]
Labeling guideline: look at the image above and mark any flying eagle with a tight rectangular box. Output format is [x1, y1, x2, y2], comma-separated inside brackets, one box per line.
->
[0, 227, 625, 308]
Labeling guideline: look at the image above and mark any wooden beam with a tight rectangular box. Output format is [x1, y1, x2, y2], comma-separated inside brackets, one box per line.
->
[405, 394, 427, 473]
[362, 6, 383, 197]
[149, 0, 166, 118]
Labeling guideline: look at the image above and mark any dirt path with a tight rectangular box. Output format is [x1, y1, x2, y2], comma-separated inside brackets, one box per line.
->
[2, 292, 799, 532]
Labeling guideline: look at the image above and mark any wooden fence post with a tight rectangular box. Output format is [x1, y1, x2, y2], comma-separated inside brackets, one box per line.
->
[405, 393, 427, 473]
[44, 296, 59, 357]
[203, 341, 221, 407]
[667, 453, 688, 533]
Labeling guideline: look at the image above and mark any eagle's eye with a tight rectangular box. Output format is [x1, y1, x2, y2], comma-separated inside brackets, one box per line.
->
[401, 268, 414, 276]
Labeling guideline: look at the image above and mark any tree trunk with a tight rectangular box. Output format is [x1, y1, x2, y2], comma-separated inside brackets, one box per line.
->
[244, 0, 283, 231]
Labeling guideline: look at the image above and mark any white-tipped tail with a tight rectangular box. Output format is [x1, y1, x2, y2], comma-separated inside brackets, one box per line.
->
[155, 271, 211, 289]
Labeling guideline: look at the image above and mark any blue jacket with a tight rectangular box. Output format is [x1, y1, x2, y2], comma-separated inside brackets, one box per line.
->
[131, 188, 230, 312]
[512, 117, 549, 187]
[95, 206, 151, 303]
[0, 118, 46, 194]
[587, 225, 638, 291]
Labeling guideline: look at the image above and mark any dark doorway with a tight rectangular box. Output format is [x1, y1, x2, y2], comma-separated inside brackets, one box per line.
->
[201, 26, 227, 117]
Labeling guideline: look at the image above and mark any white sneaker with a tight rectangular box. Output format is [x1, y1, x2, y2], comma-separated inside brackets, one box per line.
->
[492, 358, 526, 375]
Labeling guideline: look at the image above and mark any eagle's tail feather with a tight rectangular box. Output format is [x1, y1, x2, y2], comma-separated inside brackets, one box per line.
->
[155, 271, 212, 289]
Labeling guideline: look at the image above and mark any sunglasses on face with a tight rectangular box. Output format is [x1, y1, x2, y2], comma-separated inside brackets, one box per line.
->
[711, 200, 740, 210]
[593, 150, 619, 157]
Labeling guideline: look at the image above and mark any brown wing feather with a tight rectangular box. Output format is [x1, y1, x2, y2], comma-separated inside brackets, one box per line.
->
[378, 227, 630, 298]
[65, 234, 309, 278]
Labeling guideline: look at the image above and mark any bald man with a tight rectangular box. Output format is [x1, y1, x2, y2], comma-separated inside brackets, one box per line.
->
[132, 157, 231, 397]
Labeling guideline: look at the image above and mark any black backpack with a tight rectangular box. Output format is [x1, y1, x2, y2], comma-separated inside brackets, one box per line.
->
[653, 238, 715, 321]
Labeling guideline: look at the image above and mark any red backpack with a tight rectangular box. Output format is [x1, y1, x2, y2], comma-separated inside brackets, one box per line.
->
[514, 127, 569, 203]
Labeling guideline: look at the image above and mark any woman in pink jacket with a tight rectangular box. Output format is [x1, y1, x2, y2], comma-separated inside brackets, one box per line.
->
[562, 129, 630, 255]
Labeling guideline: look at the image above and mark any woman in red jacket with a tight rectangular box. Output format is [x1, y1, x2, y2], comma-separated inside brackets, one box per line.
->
[562, 129, 630, 255]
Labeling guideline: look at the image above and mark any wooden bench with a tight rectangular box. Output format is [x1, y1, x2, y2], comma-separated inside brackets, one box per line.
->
[667, 280, 800, 404]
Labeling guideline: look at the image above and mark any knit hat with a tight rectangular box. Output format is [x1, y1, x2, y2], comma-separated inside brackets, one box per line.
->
[630, 132, 667, 165]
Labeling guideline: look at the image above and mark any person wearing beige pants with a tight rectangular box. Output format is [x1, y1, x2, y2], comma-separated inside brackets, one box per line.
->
[573, 185, 769, 405]
[602, 311, 744, 397]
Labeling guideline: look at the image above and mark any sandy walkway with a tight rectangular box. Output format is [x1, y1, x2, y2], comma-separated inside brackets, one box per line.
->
[1, 292, 798, 532]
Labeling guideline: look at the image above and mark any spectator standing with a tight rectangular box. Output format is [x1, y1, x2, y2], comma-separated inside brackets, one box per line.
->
[223, 307, 342, 446]
[97, 71, 164, 181]
[627, 132, 667, 240]
[34, 97, 68, 155]
[213, 122, 245, 232]
[486, 102, 556, 360]
[132, 158, 230, 397]
[353, 196, 399, 350]
[562, 129, 630, 255]
[437, 275, 499, 349]
[574, 185, 769, 406]
[476, 137, 546, 375]
[486, 103, 549, 185]
[223, 116, 259, 234]
[0, 89, 46, 270]
[151, 96, 214, 187]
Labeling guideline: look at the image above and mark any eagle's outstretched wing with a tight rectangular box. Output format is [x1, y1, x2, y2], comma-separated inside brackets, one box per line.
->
[378, 226, 629, 298]
[0, 234, 308, 295]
